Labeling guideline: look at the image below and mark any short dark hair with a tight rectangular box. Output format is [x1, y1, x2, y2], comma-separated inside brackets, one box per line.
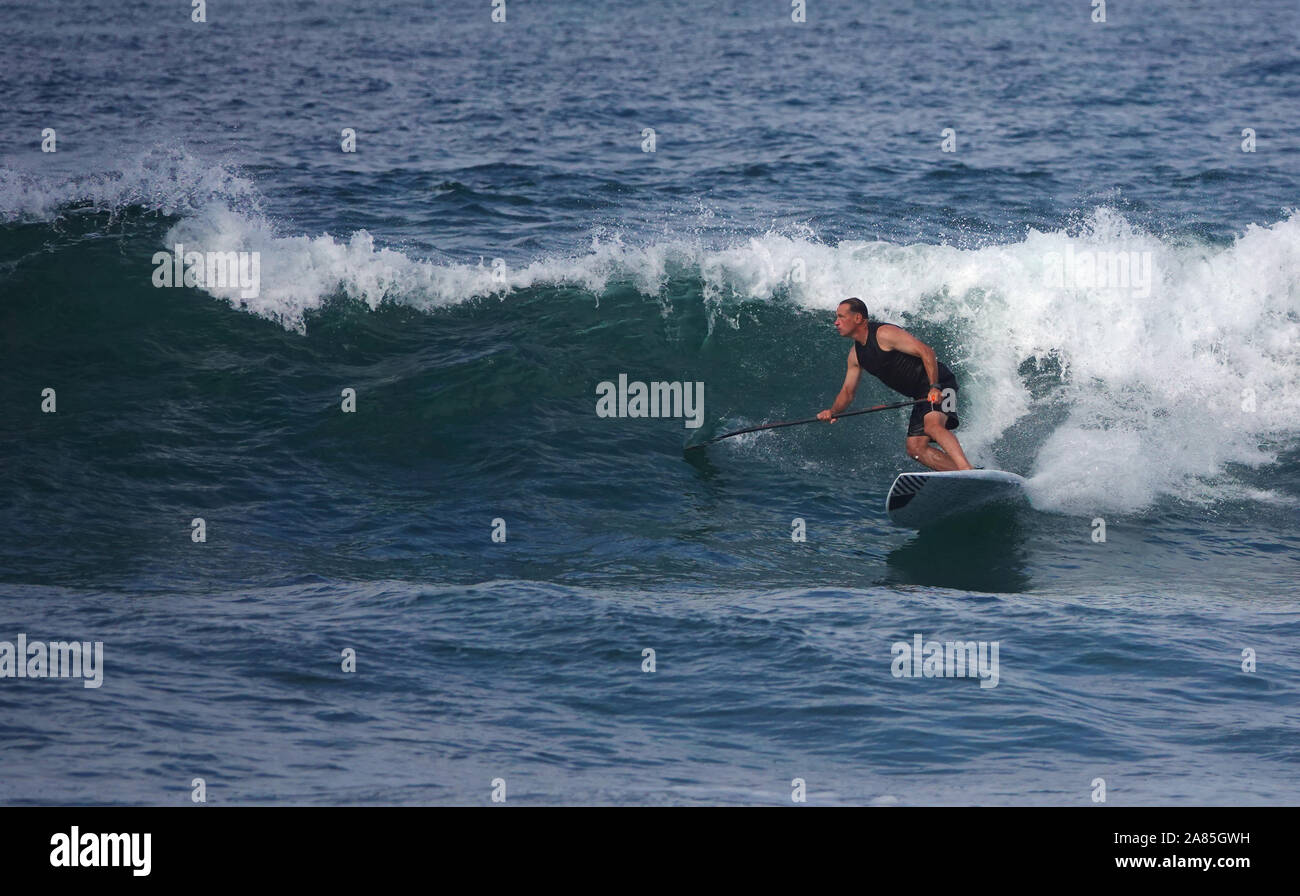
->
[840, 297, 869, 320]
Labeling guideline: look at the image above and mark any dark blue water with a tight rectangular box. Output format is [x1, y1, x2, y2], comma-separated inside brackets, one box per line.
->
[1, 0, 1298, 804]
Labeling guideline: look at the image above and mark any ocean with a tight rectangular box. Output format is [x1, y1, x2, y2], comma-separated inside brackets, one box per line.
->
[1, 0, 1297, 805]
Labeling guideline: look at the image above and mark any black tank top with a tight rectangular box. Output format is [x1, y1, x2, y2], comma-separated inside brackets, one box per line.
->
[854, 321, 953, 398]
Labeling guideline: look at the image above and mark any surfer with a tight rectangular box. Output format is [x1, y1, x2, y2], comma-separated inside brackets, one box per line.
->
[818, 297, 973, 472]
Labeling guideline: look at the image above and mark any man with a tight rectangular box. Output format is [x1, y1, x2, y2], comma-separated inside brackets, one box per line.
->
[818, 297, 973, 471]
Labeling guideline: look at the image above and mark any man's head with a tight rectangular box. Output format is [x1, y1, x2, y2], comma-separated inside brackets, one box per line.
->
[835, 297, 869, 337]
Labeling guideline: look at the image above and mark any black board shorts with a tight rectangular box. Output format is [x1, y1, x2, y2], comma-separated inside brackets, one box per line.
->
[907, 380, 959, 438]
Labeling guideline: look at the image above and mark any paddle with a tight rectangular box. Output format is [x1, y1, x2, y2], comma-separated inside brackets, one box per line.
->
[684, 397, 933, 451]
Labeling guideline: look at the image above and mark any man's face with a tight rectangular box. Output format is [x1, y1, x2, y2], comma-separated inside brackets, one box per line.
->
[834, 304, 861, 336]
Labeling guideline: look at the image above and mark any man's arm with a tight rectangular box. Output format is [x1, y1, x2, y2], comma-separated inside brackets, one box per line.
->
[818, 345, 862, 421]
[876, 324, 940, 387]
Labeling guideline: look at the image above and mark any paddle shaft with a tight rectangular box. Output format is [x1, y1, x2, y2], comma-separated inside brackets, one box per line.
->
[685, 397, 932, 450]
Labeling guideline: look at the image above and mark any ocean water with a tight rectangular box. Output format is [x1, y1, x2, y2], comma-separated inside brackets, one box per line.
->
[1, 0, 1298, 805]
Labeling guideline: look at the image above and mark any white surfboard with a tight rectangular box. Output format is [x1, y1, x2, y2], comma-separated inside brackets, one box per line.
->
[885, 469, 1027, 528]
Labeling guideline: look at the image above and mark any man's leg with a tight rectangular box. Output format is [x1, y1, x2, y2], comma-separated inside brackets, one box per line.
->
[922, 410, 973, 470]
[906, 434, 960, 471]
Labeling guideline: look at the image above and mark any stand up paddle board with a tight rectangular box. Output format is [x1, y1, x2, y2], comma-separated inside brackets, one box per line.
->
[885, 469, 1027, 528]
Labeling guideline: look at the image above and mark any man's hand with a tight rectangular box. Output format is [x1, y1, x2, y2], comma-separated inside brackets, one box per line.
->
[817, 409, 838, 423]
[926, 385, 942, 407]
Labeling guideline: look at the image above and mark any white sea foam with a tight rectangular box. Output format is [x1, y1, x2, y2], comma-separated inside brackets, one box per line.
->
[0, 146, 262, 221]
